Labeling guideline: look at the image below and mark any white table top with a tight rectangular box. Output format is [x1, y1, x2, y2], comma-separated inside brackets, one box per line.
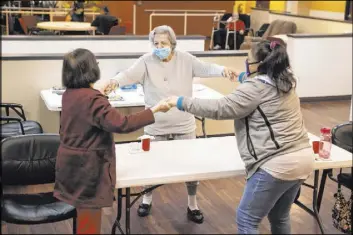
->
[40, 84, 224, 112]
[37, 21, 96, 31]
[115, 133, 353, 189]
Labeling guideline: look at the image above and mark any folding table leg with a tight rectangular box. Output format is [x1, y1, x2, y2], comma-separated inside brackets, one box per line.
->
[125, 188, 131, 235]
[111, 185, 162, 234]
[317, 169, 330, 212]
[201, 118, 206, 138]
[312, 170, 325, 234]
[111, 188, 124, 235]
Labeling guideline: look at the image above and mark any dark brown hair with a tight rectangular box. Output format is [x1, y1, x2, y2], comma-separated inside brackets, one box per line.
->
[251, 40, 296, 93]
[62, 48, 100, 89]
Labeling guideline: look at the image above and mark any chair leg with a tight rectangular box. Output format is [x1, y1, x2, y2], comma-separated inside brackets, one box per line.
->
[73, 216, 77, 234]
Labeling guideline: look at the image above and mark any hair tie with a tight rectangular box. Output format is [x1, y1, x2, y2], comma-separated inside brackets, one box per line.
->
[270, 41, 278, 50]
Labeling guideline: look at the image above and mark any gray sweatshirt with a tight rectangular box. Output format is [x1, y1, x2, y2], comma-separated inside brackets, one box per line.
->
[113, 50, 225, 135]
[181, 74, 311, 178]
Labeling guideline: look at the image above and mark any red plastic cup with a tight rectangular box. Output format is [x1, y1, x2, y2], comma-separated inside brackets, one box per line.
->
[312, 141, 320, 154]
[141, 138, 151, 151]
[138, 135, 154, 152]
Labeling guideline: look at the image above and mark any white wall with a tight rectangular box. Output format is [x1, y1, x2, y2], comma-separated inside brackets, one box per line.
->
[287, 36, 352, 98]
[2, 38, 205, 55]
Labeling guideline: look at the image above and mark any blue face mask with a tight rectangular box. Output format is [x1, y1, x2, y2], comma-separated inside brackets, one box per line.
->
[153, 47, 171, 60]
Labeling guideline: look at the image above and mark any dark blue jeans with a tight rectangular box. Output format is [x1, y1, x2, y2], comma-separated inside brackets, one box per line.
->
[236, 169, 304, 234]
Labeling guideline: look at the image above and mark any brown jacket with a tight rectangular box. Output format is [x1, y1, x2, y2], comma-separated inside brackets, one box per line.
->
[53, 88, 155, 208]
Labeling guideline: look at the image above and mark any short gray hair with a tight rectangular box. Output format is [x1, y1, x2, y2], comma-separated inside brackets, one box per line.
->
[149, 25, 177, 50]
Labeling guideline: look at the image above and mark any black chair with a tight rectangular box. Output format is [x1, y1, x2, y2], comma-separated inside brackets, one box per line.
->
[255, 23, 270, 37]
[1, 103, 43, 140]
[91, 15, 118, 35]
[1, 134, 77, 234]
[328, 122, 353, 190]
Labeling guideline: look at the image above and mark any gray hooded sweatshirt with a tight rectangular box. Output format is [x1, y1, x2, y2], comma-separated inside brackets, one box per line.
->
[180, 74, 311, 178]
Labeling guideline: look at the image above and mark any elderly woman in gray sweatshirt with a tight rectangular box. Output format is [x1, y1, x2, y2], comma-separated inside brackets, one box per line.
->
[166, 40, 315, 234]
[96, 25, 237, 223]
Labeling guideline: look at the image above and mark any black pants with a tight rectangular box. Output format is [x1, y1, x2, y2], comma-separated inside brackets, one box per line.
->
[213, 29, 244, 50]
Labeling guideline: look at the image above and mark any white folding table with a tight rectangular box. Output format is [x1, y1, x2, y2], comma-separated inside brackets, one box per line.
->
[112, 133, 352, 234]
[40, 84, 224, 137]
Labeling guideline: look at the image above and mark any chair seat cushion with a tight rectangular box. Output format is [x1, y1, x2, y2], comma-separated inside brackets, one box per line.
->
[338, 173, 352, 190]
[1, 121, 43, 140]
[2, 192, 76, 224]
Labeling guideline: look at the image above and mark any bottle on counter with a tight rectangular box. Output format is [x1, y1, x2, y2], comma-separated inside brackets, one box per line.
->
[318, 127, 332, 160]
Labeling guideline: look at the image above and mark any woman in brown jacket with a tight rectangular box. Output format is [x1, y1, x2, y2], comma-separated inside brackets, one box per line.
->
[53, 48, 170, 234]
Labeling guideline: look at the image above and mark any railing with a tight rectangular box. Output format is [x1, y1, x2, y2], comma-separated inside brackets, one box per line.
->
[1, 7, 100, 35]
[145, 9, 226, 35]
[1, 6, 98, 12]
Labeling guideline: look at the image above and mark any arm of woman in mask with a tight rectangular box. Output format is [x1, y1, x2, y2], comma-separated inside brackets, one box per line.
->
[190, 54, 238, 81]
[166, 80, 262, 120]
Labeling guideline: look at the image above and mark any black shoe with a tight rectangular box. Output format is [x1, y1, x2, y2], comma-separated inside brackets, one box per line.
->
[137, 203, 152, 217]
[187, 207, 204, 224]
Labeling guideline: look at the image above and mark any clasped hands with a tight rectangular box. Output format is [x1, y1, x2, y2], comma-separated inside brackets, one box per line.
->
[151, 96, 179, 113]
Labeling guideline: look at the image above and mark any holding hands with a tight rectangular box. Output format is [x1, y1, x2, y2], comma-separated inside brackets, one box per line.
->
[223, 67, 239, 82]
[150, 96, 179, 113]
[151, 99, 172, 113]
[94, 79, 119, 95]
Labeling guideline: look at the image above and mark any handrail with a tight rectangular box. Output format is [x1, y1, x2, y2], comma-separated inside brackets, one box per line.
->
[147, 10, 226, 35]
[1, 10, 99, 35]
[145, 9, 226, 13]
[1, 6, 98, 12]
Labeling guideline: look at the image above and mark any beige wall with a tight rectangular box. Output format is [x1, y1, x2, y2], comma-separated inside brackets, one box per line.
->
[250, 9, 270, 32]
[1, 56, 246, 142]
[269, 13, 352, 34]
[250, 8, 352, 34]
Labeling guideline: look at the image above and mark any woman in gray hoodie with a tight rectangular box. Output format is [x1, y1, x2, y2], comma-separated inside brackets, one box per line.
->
[166, 40, 315, 234]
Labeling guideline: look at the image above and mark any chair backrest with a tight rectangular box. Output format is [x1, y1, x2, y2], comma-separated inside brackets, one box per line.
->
[123, 21, 133, 34]
[92, 15, 118, 35]
[21, 15, 39, 29]
[109, 25, 126, 35]
[332, 122, 353, 153]
[262, 20, 297, 39]
[1, 134, 60, 186]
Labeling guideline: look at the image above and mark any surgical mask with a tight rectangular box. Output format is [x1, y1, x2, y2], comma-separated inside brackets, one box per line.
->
[153, 47, 171, 60]
[245, 59, 259, 76]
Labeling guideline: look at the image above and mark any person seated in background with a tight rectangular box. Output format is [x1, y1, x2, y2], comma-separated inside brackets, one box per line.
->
[65, 1, 85, 22]
[213, 4, 246, 50]
[54, 48, 170, 234]
[91, 6, 119, 35]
